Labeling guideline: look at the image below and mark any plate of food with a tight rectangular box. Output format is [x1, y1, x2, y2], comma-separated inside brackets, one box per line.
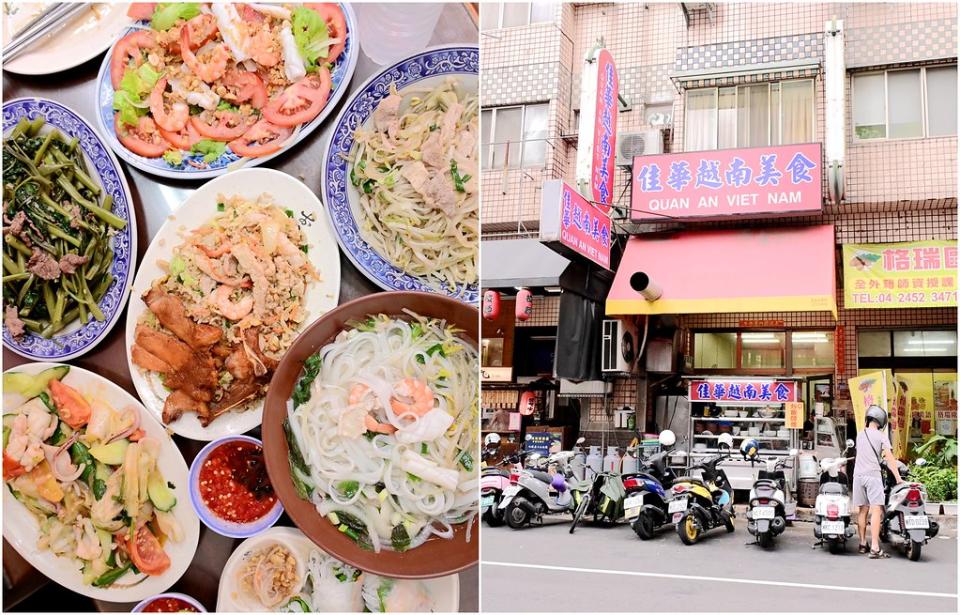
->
[321, 45, 478, 303]
[125, 167, 341, 441]
[94, 2, 358, 179]
[217, 527, 459, 612]
[2, 363, 200, 602]
[2, 98, 137, 361]
[262, 292, 479, 578]
[2, 3, 134, 75]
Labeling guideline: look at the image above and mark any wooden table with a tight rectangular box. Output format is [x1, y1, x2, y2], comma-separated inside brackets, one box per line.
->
[2, 4, 479, 611]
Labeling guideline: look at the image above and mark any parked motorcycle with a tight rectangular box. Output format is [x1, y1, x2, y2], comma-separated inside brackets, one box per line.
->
[741, 439, 797, 548]
[568, 462, 625, 533]
[670, 433, 735, 545]
[880, 458, 940, 561]
[481, 433, 518, 527]
[813, 439, 856, 554]
[625, 430, 679, 540]
[500, 447, 578, 529]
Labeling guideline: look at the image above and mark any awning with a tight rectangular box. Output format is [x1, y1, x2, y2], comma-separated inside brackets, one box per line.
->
[606, 225, 837, 317]
[481, 238, 570, 289]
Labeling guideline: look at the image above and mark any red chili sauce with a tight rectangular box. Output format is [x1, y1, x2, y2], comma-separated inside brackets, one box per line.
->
[198, 440, 276, 523]
[142, 597, 198, 612]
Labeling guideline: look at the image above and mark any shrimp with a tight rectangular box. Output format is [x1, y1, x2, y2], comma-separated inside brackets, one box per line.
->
[181, 26, 229, 83]
[248, 28, 280, 67]
[209, 285, 254, 320]
[198, 241, 232, 258]
[195, 252, 247, 287]
[276, 232, 306, 268]
[149, 77, 189, 132]
[390, 378, 435, 418]
[349, 384, 397, 435]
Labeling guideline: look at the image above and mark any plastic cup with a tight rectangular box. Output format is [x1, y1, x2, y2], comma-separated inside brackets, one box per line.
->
[353, 3, 444, 65]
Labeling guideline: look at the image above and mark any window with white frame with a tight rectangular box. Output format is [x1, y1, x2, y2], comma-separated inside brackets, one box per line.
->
[684, 79, 815, 151]
[852, 65, 957, 140]
[481, 104, 549, 169]
[480, 2, 553, 30]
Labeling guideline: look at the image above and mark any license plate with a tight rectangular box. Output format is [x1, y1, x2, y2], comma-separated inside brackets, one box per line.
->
[752, 506, 775, 520]
[904, 515, 929, 529]
[623, 494, 644, 510]
[481, 495, 494, 508]
[668, 498, 688, 513]
[821, 520, 845, 534]
[672, 512, 684, 523]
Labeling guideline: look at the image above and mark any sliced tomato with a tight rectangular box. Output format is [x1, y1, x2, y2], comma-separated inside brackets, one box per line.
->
[110, 30, 157, 90]
[129, 525, 171, 576]
[114, 114, 171, 158]
[239, 3, 265, 22]
[228, 119, 293, 158]
[190, 111, 254, 141]
[127, 3, 156, 20]
[48, 379, 92, 429]
[223, 70, 268, 109]
[261, 70, 331, 127]
[305, 3, 347, 65]
[2, 451, 26, 481]
[158, 120, 203, 150]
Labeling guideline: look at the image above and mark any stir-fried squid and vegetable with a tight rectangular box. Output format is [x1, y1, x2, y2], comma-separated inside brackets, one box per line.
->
[349, 78, 478, 292]
[113, 2, 347, 165]
[2, 366, 183, 588]
[285, 313, 479, 553]
[2, 117, 125, 340]
[130, 193, 317, 427]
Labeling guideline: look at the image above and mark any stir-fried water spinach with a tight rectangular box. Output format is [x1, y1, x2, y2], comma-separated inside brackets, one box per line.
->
[2, 117, 125, 339]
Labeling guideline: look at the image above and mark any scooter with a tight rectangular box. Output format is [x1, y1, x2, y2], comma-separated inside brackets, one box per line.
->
[744, 448, 797, 548]
[880, 458, 940, 561]
[625, 430, 678, 540]
[500, 450, 577, 529]
[480, 434, 520, 527]
[813, 439, 856, 554]
[568, 463, 625, 533]
[670, 434, 735, 545]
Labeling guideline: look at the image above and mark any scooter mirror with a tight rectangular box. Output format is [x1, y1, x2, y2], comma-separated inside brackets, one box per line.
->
[788, 448, 799, 457]
[576, 436, 586, 445]
[845, 439, 855, 451]
[915, 457, 927, 467]
[525, 434, 533, 441]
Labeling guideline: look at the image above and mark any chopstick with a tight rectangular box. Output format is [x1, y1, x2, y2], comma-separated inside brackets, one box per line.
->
[2, 3, 90, 64]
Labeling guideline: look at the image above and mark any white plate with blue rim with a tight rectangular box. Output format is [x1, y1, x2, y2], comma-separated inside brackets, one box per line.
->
[320, 44, 479, 304]
[93, 3, 359, 180]
[2, 98, 137, 361]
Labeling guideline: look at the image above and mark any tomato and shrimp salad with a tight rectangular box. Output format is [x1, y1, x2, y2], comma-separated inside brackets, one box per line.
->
[112, 3, 347, 165]
[197, 439, 276, 524]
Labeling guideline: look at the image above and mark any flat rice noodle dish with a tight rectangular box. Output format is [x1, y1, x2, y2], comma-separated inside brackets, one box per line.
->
[285, 312, 478, 553]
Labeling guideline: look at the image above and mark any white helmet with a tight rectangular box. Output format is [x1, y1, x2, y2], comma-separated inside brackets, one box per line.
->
[717, 433, 734, 449]
[484, 433, 501, 447]
[658, 430, 676, 447]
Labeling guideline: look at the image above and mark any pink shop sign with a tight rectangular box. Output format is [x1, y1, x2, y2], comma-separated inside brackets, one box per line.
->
[631, 143, 823, 221]
[539, 180, 612, 270]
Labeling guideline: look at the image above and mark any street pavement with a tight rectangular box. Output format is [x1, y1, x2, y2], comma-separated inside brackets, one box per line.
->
[481, 517, 958, 612]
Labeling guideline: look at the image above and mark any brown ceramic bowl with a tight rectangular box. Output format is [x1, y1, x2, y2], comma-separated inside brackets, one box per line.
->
[262, 291, 479, 578]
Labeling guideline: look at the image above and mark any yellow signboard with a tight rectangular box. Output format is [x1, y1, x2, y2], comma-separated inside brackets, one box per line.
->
[843, 241, 958, 309]
[784, 402, 804, 429]
[933, 373, 958, 436]
[850, 370, 907, 459]
[895, 372, 935, 444]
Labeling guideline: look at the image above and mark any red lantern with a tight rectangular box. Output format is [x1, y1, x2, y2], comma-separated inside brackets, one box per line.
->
[515, 289, 533, 322]
[482, 290, 501, 320]
[519, 390, 537, 416]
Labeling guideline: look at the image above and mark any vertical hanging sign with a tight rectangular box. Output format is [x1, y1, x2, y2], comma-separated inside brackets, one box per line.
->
[575, 45, 619, 214]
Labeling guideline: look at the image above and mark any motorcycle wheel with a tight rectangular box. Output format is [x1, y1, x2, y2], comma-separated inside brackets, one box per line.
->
[907, 539, 922, 561]
[570, 493, 592, 534]
[758, 531, 774, 549]
[484, 505, 506, 528]
[677, 513, 701, 545]
[633, 512, 656, 540]
[505, 500, 531, 529]
[721, 510, 735, 533]
[828, 538, 845, 555]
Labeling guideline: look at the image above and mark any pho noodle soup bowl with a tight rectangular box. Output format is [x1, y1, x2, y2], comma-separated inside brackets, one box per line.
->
[262, 291, 480, 578]
[189, 435, 284, 538]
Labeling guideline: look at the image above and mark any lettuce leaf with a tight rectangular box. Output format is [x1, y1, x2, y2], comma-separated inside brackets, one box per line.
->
[290, 6, 330, 73]
[191, 139, 227, 163]
[151, 2, 201, 31]
[113, 63, 162, 127]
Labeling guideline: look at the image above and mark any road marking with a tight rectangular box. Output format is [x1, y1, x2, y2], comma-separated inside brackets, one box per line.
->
[482, 561, 959, 599]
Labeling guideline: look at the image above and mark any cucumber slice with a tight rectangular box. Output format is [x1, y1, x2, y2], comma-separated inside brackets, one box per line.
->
[2, 366, 70, 399]
[89, 439, 130, 466]
[147, 470, 176, 512]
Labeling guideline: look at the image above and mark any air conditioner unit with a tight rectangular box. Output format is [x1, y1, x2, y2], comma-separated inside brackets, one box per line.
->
[616, 130, 663, 168]
[559, 379, 613, 396]
[602, 318, 639, 373]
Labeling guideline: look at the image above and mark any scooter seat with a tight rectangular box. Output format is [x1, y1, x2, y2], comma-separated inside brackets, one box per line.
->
[820, 482, 848, 495]
[753, 479, 780, 491]
[482, 468, 510, 478]
[672, 476, 705, 488]
[526, 469, 554, 484]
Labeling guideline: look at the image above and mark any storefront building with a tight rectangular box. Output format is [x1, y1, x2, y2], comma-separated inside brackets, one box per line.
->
[480, 2, 957, 471]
